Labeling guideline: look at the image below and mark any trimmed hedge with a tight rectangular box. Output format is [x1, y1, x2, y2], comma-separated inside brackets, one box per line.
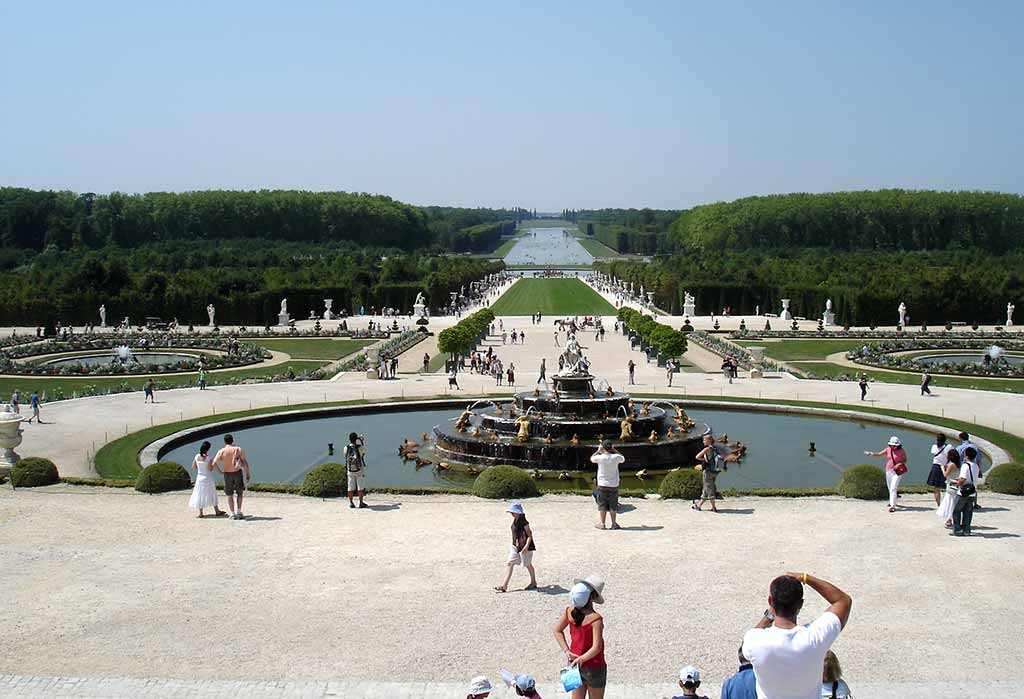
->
[300, 462, 347, 498]
[472, 465, 540, 499]
[11, 457, 60, 488]
[658, 468, 703, 500]
[838, 464, 887, 500]
[986, 462, 1024, 495]
[135, 461, 192, 493]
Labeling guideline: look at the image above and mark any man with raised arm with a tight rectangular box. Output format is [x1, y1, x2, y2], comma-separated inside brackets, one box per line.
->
[742, 572, 852, 699]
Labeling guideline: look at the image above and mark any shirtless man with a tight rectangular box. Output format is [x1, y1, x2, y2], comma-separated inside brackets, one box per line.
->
[212, 434, 251, 519]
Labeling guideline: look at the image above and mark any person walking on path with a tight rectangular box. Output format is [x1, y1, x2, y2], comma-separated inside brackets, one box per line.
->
[742, 572, 852, 699]
[864, 435, 908, 513]
[448, 368, 460, 390]
[507, 364, 515, 386]
[537, 358, 547, 384]
[212, 434, 251, 520]
[920, 370, 932, 396]
[554, 575, 607, 699]
[666, 359, 676, 387]
[188, 441, 225, 518]
[591, 441, 624, 530]
[951, 446, 980, 536]
[858, 375, 868, 401]
[627, 359, 635, 385]
[26, 390, 42, 424]
[494, 501, 537, 593]
[144, 378, 156, 403]
[344, 432, 368, 509]
[693, 434, 737, 512]
[9, 389, 19, 414]
[928, 433, 954, 507]
[198, 368, 207, 390]
[422, 352, 430, 373]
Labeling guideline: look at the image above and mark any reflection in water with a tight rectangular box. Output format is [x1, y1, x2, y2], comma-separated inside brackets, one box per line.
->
[504, 227, 593, 266]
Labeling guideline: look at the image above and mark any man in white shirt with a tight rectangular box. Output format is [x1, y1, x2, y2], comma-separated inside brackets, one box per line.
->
[742, 572, 852, 699]
[590, 439, 625, 530]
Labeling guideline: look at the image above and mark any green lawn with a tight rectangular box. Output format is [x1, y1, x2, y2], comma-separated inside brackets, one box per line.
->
[490, 278, 617, 316]
[733, 339, 864, 361]
[575, 236, 620, 258]
[788, 361, 1024, 394]
[258, 338, 372, 360]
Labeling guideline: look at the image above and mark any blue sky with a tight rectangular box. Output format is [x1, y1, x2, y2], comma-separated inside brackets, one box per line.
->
[1, 1, 1021, 210]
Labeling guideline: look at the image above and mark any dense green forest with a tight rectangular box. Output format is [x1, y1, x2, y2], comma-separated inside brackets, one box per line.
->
[563, 208, 680, 255]
[595, 190, 1024, 324]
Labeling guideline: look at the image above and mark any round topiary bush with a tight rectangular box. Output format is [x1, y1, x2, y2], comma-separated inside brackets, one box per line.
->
[472, 465, 540, 499]
[658, 468, 702, 500]
[838, 464, 887, 499]
[301, 462, 347, 497]
[10, 457, 59, 488]
[986, 463, 1024, 495]
[135, 461, 192, 493]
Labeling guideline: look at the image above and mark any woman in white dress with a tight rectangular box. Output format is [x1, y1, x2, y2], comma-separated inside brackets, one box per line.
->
[935, 448, 961, 529]
[188, 441, 225, 518]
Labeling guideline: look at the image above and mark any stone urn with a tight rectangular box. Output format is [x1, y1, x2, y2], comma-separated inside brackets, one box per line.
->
[0, 406, 25, 471]
[365, 346, 380, 379]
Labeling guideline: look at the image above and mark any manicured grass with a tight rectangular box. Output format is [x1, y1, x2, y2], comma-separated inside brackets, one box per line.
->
[0, 360, 326, 401]
[490, 278, 617, 316]
[258, 338, 372, 361]
[788, 361, 1024, 394]
[575, 236, 620, 258]
[734, 339, 864, 361]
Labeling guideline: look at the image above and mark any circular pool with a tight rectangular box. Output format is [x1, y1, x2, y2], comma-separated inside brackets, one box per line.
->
[158, 404, 975, 491]
[915, 353, 1024, 368]
[44, 352, 200, 370]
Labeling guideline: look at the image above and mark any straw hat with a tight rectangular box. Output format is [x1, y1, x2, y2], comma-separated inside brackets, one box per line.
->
[572, 574, 605, 604]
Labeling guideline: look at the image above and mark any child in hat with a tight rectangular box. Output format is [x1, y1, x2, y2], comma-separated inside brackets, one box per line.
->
[494, 501, 537, 593]
[467, 675, 491, 698]
[665, 665, 709, 699]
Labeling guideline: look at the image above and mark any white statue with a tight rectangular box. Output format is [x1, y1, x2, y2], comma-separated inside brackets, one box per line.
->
[898, 302, 907, 328]
[280, 298, 288, 314]
[323, 299, 333, 320]
[1008, 302, 1015, 327]
[826, 298, 833, 312]
[780, 299, 792, 321]
[98, 304, 106, 327]
[206, 304, 215, 327]
[639, 285, 645, 300]
[684, 291, 695, 306]
[414, 291, 426, 307]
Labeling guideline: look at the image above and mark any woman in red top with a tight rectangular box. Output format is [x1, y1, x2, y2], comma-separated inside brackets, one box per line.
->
[553, 574, 607, 698]
[865, 435, 908, 512]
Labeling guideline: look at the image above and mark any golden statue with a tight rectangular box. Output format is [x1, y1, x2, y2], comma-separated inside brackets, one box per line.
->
[515, 415, 531, 442]
[647, 430, 658, 443]
[619, 415, 636, 441]
[640, 402, 650, 416]
[605, 385, 614, 397]
[454, 410, 472, 432]
[570, 433, 580, 446]
[471, 426, 481, 438]
[673, 405, 696, 430]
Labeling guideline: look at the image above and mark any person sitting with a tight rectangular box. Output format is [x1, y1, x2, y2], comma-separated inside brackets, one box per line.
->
[721, 644, 757, 698]
[821, 650, 851, 698]
[467, 675, 491, 699]
[664, 665, 709, 699]
[742, 572, 852, 699]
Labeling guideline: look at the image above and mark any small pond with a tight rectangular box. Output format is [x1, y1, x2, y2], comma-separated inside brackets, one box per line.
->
[915, 353, 1024, 368]
[161, 406, 965, 491]
[45, 352, 199, 369]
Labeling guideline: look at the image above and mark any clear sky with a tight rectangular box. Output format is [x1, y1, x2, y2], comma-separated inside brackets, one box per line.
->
[2, 1, 1021, 210]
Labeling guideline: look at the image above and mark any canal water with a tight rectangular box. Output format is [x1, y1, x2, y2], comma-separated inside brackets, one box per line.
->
[504, 227, 594, 266]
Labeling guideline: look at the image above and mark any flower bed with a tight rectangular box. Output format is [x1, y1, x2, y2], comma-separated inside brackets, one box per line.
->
[688, 330, 782, 371]
[848, 339, 1024, 378]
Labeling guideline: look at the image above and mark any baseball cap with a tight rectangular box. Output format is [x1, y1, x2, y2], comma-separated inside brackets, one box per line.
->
[468, 676, 491, 695]
[507, 501, 524, 515]
[601, 439, 612, 448]
[514, 674, 535, 691]
[679, 665, 701, 684]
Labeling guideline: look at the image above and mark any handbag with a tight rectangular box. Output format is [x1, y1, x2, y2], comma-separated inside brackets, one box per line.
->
[893, 463, 908, 476]
[560, 665, 583, 692]
[959, 462, 977, 498]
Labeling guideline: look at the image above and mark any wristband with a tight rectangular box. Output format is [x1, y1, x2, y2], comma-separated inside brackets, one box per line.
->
[802, 573, 808, 585]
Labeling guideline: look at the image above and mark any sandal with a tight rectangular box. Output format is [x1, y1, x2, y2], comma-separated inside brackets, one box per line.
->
[888, 506, 896, 513]
[691, 504, 700, 511]
[594, 523, 606, 530]
[494, 586, 506, 593]
[524, 583, 537, 591]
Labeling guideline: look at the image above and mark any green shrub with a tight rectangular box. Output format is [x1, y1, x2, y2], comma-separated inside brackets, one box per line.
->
[472, 465, 540, 499]
[658, 468, 702, 500]
[135, 461, 192, 493]
[11, 457, 59, 487]
[838, 464, 886, 499]
[986, 463, 1024, 495]
[300, 462, 347, 497]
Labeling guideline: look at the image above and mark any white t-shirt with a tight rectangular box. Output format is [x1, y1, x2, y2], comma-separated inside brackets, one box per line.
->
[591, 451, 625, 488]
[931, 443, 953, 467]
[742, 612, 843, 699]
[959, 461, 980, 489]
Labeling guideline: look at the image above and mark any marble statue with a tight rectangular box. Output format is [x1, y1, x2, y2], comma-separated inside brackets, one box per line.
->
[280, 298, 288, 314]
[98, 304, 106, 327]
[684, 291, 695, 306]
[823, 298, 835, 327]
[898, 302, 907, 328]
[561, 334, 585, 374]
[639, 285, 645, 300]
[414, 291, 426, 307]
[1008, 302, 1015, 327]
[780, 299, 792, 321]
[826, 298, 833, 312]
[206, 304, 216, 327]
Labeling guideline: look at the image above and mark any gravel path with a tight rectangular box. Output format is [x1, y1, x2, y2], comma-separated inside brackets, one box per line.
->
[1, 487, 1021, 686]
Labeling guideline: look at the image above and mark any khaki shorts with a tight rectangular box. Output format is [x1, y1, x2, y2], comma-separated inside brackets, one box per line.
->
[593, 486, 619, 512]
[507, 545, 534, 566]
[347, 470, 366, 492]
[224, 470, 245, 496]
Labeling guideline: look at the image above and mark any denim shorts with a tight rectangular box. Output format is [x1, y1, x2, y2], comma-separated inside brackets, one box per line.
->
[580, 664, 607, 688]
[593, 487, 619, 512]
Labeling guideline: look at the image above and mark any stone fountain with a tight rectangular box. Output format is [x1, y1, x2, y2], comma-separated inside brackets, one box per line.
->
[432, 338, 708, 470]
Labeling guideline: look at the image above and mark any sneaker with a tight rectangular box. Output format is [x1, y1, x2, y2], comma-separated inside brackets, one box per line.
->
[610, 523, 622, 530]
[358, 503, 369, 509]
[231, 513, 241, 520]
[349, 502, 355, 509]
